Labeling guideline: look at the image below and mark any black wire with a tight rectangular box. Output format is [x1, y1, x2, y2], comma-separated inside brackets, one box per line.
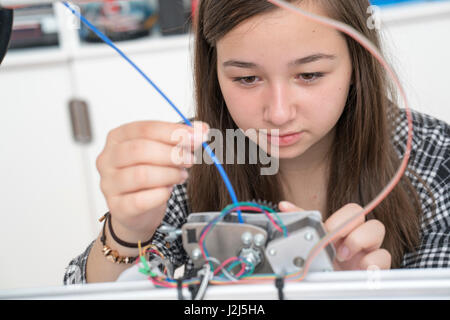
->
[177, 278, 184, 300]
[275, 277, 285, 300]
[188, 283, 199, 300]
[0, 7, 13, 66]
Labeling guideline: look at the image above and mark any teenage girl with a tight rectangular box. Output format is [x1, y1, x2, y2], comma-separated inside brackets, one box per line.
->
[64, 0, 450, 284]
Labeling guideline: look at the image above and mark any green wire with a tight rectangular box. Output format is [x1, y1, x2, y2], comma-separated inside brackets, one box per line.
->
[221, 201, 289, 237]
[227, 259, 256, 278]
[138, 255, 157, 277]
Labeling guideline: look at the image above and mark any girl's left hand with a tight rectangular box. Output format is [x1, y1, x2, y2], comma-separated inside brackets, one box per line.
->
[278, 201, 391, 271]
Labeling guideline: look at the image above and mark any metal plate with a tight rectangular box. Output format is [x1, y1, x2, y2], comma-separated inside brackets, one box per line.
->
[265, 223, 335, 276]
[182, 222, 268, 270]
[181, 211, 335, 275]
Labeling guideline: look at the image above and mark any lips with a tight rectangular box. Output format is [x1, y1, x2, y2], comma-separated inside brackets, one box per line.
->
[272, 132, 300, 138]
[266, 131, 303, 147]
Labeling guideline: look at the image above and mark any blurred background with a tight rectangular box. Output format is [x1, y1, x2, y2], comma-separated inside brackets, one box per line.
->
[0, 0, 449, 291]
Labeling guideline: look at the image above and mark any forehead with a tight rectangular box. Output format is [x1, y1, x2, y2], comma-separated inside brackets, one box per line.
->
[216, 4, 345, 59]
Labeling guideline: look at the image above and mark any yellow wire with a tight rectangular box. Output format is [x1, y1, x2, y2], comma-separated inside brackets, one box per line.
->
[138, 240, 142, 257]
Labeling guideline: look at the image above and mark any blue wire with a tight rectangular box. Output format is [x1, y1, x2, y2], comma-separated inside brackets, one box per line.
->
[62, 1, 243, 223]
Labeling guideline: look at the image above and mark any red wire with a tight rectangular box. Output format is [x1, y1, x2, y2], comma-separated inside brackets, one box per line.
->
[213, 256, 246, 277]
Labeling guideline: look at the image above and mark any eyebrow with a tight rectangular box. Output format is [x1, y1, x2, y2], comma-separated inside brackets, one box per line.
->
[223, 53, 337, 69]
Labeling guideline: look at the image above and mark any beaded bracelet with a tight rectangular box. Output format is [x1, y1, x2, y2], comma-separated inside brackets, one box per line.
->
[99, 212, 139, 264]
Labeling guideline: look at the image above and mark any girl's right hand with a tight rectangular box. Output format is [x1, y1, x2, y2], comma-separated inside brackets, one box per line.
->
[96, 120, 210, 242]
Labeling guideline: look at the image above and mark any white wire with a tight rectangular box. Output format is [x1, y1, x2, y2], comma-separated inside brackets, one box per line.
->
[205, 257, 240, 282]
[194, 264, 213, 300]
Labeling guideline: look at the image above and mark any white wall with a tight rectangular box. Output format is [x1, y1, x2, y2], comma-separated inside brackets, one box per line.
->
[380, 1, 450, 123]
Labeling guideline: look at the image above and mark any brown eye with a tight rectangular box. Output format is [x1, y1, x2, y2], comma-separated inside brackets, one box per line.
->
[297, 72, 324, 83]
[233, 76, 260, 86]
[242, 76, 257, 84]
[302, 74, 315, 80]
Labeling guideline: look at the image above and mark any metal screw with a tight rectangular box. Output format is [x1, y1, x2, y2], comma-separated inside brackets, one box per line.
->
[268, 248, 277, 256]
[304, 232, 314, 241]
[192, 248, 202, 261]
[241, 232, 253, 246]
[253, 233, 266, 247]
[293, 257, 305, 268]
[239, 248, 262, 269]
[159, 225, 175, 233]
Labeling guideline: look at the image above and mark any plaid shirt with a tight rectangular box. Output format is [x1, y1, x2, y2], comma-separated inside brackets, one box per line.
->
[63, 109, 450, 284]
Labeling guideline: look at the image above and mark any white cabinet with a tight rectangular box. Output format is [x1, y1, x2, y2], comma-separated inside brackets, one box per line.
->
[0, 2, 193, 290]
[0, 57, 95, 289]
[379, 1, 450, 122]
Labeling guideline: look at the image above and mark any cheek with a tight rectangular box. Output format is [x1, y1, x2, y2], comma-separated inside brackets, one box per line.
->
[302, 87, 347, 134]
[316, 70, 351, 124]
[219, 79, 260, 130]
[304, 60, 352, 132]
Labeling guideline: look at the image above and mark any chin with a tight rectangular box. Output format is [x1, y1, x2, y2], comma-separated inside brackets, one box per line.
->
[266, 145, 307, 160]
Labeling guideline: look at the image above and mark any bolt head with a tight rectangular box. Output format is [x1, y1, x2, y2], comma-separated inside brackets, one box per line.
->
[192, 248, 202, 260]
[241, 232, 253, 246]
[304, 232, 314, 241]
[293, 257, 305, 268]
[253, 233, 266, 247]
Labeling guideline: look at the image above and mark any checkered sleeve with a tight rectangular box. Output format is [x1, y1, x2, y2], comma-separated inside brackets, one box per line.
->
[63, 240, 95, 285]
[147, 182, 192, 272]
[397, 110, 450, 268]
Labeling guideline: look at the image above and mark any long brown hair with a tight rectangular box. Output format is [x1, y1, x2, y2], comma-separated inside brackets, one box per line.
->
[187, 0, 426, 268]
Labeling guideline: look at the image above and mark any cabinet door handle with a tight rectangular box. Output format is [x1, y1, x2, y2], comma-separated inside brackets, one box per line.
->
[69, 98, 92, 144]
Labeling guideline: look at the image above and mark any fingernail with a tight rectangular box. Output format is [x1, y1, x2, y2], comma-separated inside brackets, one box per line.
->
[337, 246, 350, 262]
[200, 121, 210, 132]
[279, 201, 295, 210]
[200, 123, 210, 142]
[181, 169, 189, 180]
[191, 122, 209, 147]
[192, 121, 205, 132]
[192, 121, 210, 138]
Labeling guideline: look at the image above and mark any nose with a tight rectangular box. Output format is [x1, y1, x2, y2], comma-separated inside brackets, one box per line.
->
[263, 82, 296, 126]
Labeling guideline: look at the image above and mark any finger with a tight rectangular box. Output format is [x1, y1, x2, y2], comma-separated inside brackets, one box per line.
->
[106, 120, 209, 148]
[108, 139, 195, 169]
[324, 203, 366, 245]
[359, 248, 392, 270]
[103, 165, 189, 196]
[169, 121, 210, 154]
[336, 219, 386, 262]
[186, 121, 211, 153]
[108, 187, 173, 218]
[278, 201, 305, 212]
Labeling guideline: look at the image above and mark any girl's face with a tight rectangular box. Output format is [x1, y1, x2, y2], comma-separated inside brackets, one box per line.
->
[216, 2, 353, 161]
